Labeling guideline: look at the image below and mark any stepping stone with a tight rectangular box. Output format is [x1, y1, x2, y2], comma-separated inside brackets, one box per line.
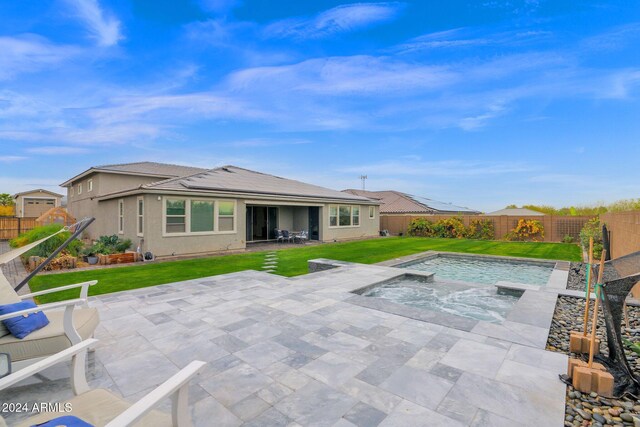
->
[264, 261, 278, 266]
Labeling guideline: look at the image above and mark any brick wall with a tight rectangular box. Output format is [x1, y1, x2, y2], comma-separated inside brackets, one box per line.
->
[380, 214, 592, 243]
[601, 211, 640, 258]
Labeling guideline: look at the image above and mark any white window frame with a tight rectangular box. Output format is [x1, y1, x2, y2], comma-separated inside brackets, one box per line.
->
[162, 197, 237, 237]
[328, 205, 362, 228]
[118, 199, 124, 235]
[352, 206, 360, 226]
[88, 179, 93, 192]
[137, 196, 144, 237]
[369, 206, 375, 219]
[77, 183, 82, 195]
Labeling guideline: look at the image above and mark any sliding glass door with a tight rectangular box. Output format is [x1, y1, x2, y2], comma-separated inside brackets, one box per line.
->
[246, 206, 279, 241]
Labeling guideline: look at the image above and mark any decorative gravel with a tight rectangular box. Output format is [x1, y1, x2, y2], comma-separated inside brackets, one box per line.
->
[547, 295, 640, 426]
[567, 262, 588, 291]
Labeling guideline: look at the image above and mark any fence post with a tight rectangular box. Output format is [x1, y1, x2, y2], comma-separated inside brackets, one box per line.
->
[17, 217, 21, 235]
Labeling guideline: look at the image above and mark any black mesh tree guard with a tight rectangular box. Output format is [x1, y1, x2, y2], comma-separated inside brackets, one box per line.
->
[593, 251, 640, 396]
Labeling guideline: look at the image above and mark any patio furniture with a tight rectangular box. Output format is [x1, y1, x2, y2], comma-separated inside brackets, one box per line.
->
[0, 339, 206, 427]
[275, 229, 285, 243]
[282, 230, 293, 243]
[0, 277, 99, 370]
[294, 230, 309, 244]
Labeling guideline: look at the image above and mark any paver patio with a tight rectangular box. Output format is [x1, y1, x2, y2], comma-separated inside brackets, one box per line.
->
[1, 260, 568, 426]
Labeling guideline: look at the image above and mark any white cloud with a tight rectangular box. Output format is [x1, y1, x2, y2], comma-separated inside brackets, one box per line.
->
[0, 35, 79, 80]
[0, 156, 27, 163]
[63, 0, 122, 46]
[265, 3, 405, 40]
[26, 146, 90, 155]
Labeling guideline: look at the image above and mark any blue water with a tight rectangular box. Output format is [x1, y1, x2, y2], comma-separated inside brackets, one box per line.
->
[401, 256, 553, 286]
[361, 278, 519, 323]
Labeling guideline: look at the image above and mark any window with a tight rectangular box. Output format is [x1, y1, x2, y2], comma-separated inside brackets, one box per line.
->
[369, 206, 375, 219]
[77, 183, 82, 195]
[329, 205, 363, 227]
[163, 198, 235, 235]
[339, 206, 351, 226]
[166, 199, 186, 233]
[218, 201, 234, 232]
[329, 206, 338, 227]
[118, 199, 124, 234]
[191, 200, 214, 232]
[137, 197, 144, 236]
[88, 179, 93, 192]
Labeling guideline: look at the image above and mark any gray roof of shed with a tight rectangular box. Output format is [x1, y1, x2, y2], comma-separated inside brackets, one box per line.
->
[484, 207, 545, 216]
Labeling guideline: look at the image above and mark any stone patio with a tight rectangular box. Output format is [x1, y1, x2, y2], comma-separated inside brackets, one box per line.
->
[1, 259, 568, 426]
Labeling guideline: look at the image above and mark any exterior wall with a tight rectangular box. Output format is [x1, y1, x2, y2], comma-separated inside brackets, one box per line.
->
[322, 204, 380, 242]
[380, 214, 592, 242]
[14, 191, 61, 218]
[139, 195, 246, 258]
[278, 207, 294, 231]
[66, 172, 168, 239]
[601, 211, 640, 258]
[292, 207, 309, 231]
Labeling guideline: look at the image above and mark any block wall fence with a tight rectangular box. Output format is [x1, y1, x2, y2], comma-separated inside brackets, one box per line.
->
[601, 211, 640, 258]
[380, 214, 593, 243]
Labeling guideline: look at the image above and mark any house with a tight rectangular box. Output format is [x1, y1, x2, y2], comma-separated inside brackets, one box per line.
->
[485, 207, 545, 216]
[12, 189, 64, 218]
[342, 189, 480, 215]
[62, 162, 380, 257]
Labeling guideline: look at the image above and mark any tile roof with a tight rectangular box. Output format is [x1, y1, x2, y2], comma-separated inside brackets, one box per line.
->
[343, 189, 480, 214]
[128, 166, 377, 202]
[94, 162, 208, 177]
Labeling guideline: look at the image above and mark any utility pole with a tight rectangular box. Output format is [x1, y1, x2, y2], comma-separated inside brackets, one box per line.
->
[359, 175, 368, 190]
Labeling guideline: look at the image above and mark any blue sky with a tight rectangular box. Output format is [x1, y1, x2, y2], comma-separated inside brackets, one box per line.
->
[1, 0, 639, 211]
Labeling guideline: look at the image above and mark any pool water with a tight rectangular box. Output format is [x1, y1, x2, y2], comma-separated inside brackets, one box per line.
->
[401, 256, 553, 286]
[359, 277, 520, 323]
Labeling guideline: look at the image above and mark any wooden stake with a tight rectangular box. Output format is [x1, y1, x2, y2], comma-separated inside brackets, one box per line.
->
[582, 238, 594, 337]
[588, 249, 607, 368]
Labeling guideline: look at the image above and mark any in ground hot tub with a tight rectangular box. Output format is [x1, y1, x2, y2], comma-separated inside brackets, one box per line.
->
[353, 274, 523, 323]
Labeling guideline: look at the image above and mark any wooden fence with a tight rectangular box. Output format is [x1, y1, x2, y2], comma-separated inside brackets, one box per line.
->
[0, 217, 38, 240]
[380, 214, 593, 243]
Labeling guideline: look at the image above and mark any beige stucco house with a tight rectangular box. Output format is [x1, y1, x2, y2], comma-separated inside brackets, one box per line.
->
[62, 162, 380, 258]
[13, 189, 64, 218]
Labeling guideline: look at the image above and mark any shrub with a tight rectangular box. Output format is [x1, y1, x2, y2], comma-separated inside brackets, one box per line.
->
[465, 219, 495, 240]
[579, 217, 603, 258]
[9, 224, 83, 259]
[83, 235, 132, 256]
[407, 218, 434, 237]
[436, 216, 467, 238]
[562, 234, 574, 244]
[503, 219, 545, 242]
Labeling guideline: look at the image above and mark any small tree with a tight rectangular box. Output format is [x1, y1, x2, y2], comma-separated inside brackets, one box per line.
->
[0, 193, 14, 206]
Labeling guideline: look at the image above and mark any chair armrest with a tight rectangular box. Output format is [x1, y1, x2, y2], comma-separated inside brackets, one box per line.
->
[0, 339, 97, 392]
[20, 280, 98, 301]
[105, 360, 207, 427]
[0, 298, 85, 321]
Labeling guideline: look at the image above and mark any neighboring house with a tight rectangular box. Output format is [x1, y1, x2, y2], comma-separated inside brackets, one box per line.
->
[13, 189, 64, 218]
[485, 207, 545, 216]
[62, 162, 380, 257]
[343, 189, 480, 215]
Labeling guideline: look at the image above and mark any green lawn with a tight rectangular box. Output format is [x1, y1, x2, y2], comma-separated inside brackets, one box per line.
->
[29, 237, 581, 303]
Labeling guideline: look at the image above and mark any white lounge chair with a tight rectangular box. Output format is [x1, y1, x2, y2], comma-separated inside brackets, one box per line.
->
[0, 339, 206, 426]
[0, 278, 99, 370]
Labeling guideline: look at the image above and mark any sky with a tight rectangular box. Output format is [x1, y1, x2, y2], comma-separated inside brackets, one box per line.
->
[0, 0, 639, 212]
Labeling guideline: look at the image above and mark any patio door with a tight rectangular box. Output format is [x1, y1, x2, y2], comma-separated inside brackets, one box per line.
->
[309, 207, 319, 240]
[246, 206, 279, 241]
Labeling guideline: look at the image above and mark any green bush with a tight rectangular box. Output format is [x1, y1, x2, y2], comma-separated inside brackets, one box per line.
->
[465, 219, 495, 240]
[406, 217, 434, 237]
[9, 224, 83, 259]
[562, 234, 574, 244]
[83, 235, 132, 256]
[579, 217, 603, 258]
[408, 216, 494, 240]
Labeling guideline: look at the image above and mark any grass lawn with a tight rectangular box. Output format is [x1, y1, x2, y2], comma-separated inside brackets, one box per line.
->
[29, 237, 581, 303]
